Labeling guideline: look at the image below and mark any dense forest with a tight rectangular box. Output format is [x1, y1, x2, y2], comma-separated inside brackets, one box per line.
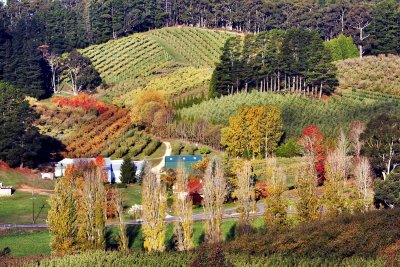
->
[0, 0, 399, 98]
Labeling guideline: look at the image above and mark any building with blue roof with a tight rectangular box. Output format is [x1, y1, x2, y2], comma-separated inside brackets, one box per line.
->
[164, 155, 203, 172]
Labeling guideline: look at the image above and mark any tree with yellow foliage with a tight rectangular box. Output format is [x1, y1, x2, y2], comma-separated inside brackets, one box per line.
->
[264, 157, 289, 228]
[173, 164, 193, 251]
[130, 90, 174, 136]
[221, 106, 283, 158]
[142, 165, 167, 252]
[236, 160, 255, 234]
[295, 156, 321, 222]
[203, 157, 227, 243]
[47, 166, 79, 256]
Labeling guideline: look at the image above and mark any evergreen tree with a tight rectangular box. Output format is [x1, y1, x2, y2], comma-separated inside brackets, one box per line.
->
[370, 0, 400, 55]
[0, 82, 44, 167]
[120, 157, 136, 184]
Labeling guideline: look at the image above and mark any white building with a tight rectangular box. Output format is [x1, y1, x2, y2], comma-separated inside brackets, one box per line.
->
[0, 183, 13, 196]
[54, 158, 145, 183]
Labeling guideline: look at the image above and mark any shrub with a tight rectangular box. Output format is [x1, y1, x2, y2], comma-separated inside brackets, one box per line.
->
[275, 139, 302, 158]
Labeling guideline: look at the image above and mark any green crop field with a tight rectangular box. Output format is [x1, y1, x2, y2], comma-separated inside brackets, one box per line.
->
[180, 90, 400, 139]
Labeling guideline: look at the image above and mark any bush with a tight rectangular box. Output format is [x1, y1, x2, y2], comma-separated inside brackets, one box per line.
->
[199, 147, 211, 155]
[275, 139, 302, 157]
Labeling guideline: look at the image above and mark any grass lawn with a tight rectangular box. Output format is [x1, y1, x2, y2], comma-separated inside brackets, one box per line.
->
[0, 169, 55, 190]
[0, 230, 51, 257]
[0, 192, 50, 224]
[121, 184, 142, 208]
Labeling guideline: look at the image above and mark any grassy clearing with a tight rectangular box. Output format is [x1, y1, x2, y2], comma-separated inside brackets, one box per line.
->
[0, 219, 252, 257]
[0, 191, 50, 224]
[0, 169, 55, 190]
[0, 230, 51, 257]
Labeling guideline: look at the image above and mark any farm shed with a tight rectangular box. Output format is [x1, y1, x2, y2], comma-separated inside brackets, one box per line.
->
[164, 155, 202, 172]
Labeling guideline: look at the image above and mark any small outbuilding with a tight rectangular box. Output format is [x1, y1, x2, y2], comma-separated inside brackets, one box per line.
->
[164, 155, 203, 172]
[0, 183, 13, 196]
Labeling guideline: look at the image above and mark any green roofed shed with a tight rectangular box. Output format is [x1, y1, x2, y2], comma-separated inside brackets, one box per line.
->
[164, 155, 203, 172]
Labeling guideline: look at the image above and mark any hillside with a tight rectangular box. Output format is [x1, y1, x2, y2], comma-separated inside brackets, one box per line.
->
[336, 54, 400, 96]
[179, 90, 400, 138]
[78, 27, 234, 105]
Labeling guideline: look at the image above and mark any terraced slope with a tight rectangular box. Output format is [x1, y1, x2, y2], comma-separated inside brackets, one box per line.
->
[79, 27, 234, 85]
[148, 27, 232, 67]
[80, 34, 172, 84]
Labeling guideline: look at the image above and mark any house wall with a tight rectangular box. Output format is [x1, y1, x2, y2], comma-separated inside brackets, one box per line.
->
[0, 188, 12, 196]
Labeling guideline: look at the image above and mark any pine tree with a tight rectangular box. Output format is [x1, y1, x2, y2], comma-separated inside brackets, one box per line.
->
[121, 157, 136, 184]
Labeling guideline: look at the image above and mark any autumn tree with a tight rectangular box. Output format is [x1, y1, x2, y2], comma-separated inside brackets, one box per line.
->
[361, 114, 400, 180]
[76, 162, 106, 250]
[114, 188, 129, 252]
[295, 156, 321, 222]
[203, 157, 227, 243]
[264, 157, 289, 228]
[142, 165, 167, 252]
[130, 90, 174, 136]
[221, 106, 283, 158]
[299, 125, 326, 185]
[323, 131, 350, 216]
[173, 164, 193, 251]
[235, 160, 255, 234]
[48, 166, 79, 256]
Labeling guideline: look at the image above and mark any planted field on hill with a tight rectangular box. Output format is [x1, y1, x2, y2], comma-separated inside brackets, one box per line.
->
[116, 67, 212, 107]
[80, 28, 232, 85]
[336, 54, 400, 96]
[80, 34, 172, 84]
[148, 28, 233, 67]
[180, 91, 400, 138]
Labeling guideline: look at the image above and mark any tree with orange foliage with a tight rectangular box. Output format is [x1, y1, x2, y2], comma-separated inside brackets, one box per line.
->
[299, 125, 326, 185]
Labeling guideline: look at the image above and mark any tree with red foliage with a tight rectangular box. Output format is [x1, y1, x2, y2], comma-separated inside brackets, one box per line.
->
[299, 125, 326, 185]
[188, 178, 203, 205]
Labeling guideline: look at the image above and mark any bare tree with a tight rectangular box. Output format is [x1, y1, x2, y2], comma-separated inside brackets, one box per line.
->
[38, 45, 61, 94]
[349, 121, 366, 159]
[323, 131, 350, 216]
[173, 164, 193, 251]
[236, 160, 255, 234]
[347, 4, 373, 58]
[353, 157, 373, 212]
[142, 165, 167, 252]
[203, 157, 227, 243]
